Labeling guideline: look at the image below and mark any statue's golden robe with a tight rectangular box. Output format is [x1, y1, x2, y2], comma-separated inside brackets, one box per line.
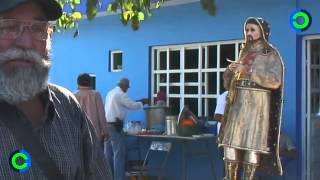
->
[219, 42, 284, 175]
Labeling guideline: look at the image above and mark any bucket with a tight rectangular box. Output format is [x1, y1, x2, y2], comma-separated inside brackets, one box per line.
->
[143, 106, 169, 131]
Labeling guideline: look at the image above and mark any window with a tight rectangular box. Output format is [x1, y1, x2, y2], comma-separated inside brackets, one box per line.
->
[151, 40, 243, 118]
[109, 50, 123, 72]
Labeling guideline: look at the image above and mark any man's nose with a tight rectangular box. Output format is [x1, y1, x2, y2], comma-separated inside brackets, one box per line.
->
[14, 27, 33, 49]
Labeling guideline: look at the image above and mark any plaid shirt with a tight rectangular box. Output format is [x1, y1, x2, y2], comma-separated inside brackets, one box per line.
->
[0, 84, 112, 180]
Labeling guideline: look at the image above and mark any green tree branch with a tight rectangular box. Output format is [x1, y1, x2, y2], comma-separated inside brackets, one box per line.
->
[55, 0, 216, 37]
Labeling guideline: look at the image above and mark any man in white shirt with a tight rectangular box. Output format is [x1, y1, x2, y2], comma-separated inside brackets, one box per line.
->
[214, 91, 228, 134]
[214, 67, 232, 135]
[104, 78, 148, 180]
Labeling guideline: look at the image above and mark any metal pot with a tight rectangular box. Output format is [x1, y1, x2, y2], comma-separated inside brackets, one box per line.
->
[166, 116, 177, 135]
[143, 106, 169, 131]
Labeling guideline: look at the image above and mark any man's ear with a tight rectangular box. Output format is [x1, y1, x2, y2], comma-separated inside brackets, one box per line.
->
[48, 26, 54, 38]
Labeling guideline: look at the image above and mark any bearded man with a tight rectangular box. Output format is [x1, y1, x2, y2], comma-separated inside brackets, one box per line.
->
[0, 0, 112, 179]
[219, 17, 284, 180]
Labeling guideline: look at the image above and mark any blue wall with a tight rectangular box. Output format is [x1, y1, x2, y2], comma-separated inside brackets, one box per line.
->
[50, 0, 317, 179]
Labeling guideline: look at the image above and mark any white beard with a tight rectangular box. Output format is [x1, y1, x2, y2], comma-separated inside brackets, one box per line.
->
[0, 48, 51, 104]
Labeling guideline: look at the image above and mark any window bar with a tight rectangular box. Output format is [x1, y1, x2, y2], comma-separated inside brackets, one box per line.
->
[166, 48, 170, 107]
[217, 44, 221, 95]
[180, 47, 185, 109]
[198, 45, 203, 117]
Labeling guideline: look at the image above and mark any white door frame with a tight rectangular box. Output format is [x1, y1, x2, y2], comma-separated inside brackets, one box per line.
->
[302, 34, 320, 180]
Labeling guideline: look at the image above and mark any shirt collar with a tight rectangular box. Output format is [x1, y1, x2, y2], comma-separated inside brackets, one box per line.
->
[38, 85, 57, 124]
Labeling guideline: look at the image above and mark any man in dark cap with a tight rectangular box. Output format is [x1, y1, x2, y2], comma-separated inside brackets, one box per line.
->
[0, 0, 112, 179]
[219, 17, 284, 180]
[74, 73, 108, 147]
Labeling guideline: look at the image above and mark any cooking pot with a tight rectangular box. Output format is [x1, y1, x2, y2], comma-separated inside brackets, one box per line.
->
[143, 106, 169, 131]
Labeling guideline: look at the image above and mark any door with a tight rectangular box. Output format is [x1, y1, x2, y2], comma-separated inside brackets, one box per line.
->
[304, 37, 320, 180]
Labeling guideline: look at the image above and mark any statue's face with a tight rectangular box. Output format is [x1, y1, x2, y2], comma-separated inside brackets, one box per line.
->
[245, 23, 262, 42]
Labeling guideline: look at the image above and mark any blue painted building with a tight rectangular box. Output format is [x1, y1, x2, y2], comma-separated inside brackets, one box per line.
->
[50, 0, 320, 179]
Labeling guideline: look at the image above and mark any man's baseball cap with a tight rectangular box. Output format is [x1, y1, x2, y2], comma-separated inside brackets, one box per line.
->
[0, 0, 62, 20]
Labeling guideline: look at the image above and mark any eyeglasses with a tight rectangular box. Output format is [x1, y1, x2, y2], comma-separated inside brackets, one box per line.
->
[0, 19, 54, 41]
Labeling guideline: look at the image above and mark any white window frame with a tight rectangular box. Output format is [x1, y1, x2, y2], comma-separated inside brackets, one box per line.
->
[110, 50, 123, 72]
[151, 40, 243, 117]
[302, 35, 320, 180]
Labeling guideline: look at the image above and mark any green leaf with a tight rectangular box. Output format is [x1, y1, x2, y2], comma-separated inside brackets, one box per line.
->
[57, 18, 62, 27]
[143, 0, 150, 7]
[120, 15, 129, 25]
[86, 0, 98, 21]
[156, 1, 160, 8]
[70, 21, 75, 28]
[131, 15, 139, 30]
[86, 7, 97, 20]
[123, 11, 133, 21]
[146, 9, 152, 17]
[132, 4, 137, 11]
[72, 0, 81, 4]
[87, 0, 98, 6]
[111, 2, 118, 12]
[124, 1, 134, 11]
[138, 12, 144, 21]
[107, 4, 113, 12]
[72, 12, 82, 19]
[58, 1, 64, 9]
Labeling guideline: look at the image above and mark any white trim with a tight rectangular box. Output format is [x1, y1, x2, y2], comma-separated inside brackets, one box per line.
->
[110, 50, 123, 72]
[307, 39, 311, 180]
[198, 45, 203, 115]
[166, 48, 170, 107]
[303, 35, 320, 40]
[183, 82, 200, 86]
[169, 82, 182, 86]
[302, 34, 320, 180]
[153, 40, 244, 50]
[204, 46, 209, 97]
[151, 48, 155, 105]
[154, 69, 218, 73]
[82, 0, 200, 19]
[180, 47, 185, 108]
[302, 37, 309, 180]
[217, 44, 221, 94]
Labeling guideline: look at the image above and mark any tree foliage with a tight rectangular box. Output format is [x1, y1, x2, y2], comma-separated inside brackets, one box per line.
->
[55, 0, 216, 37]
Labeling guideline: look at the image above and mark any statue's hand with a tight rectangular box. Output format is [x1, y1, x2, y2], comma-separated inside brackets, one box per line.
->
[229, 63, 251, 74]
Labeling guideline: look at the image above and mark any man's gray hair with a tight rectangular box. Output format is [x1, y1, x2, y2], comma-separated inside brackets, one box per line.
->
[117, 78, 129, 86]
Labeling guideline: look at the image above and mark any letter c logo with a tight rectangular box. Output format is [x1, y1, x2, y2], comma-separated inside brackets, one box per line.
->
[290, 9, 312, 32]
[9, 150, 32, 172]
